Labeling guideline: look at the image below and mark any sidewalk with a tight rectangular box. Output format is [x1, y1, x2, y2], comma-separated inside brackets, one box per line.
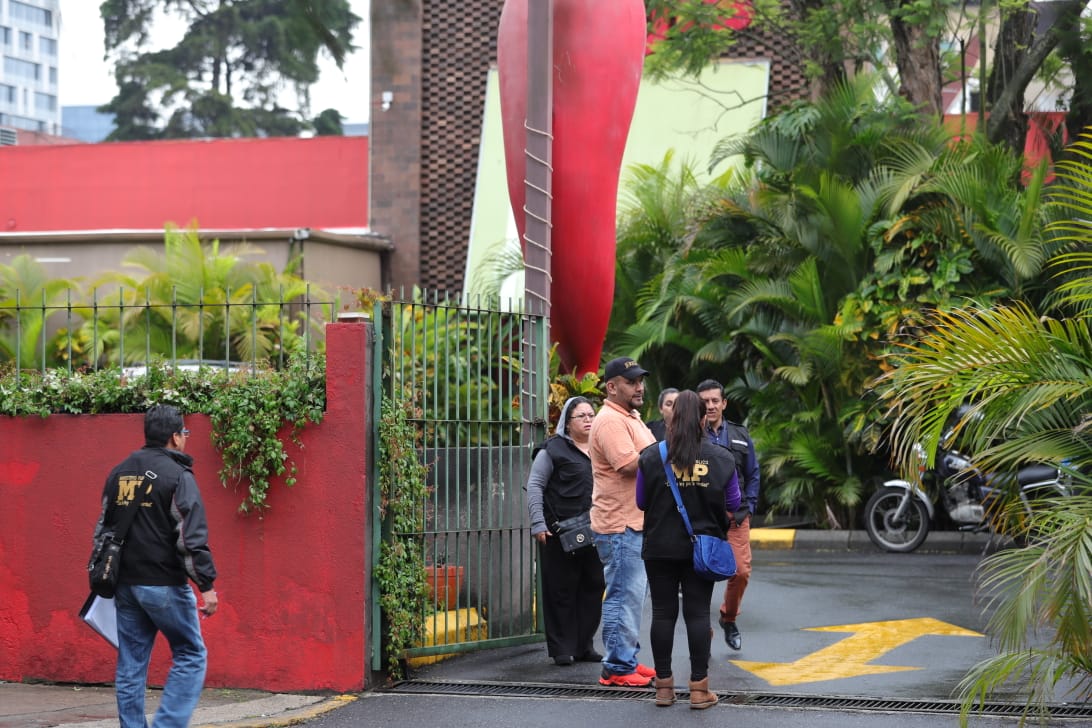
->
[2, 529, 997, 727]
[0, 682, 355, 728]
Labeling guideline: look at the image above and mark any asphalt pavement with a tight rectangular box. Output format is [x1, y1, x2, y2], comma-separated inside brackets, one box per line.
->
[3, 528, 1035, 728]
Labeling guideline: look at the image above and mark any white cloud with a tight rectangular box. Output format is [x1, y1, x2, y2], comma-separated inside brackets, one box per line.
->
[57, 0, 371, 124]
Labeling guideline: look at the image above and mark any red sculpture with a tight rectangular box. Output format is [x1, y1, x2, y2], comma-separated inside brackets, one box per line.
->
[498, 0, 647, 376]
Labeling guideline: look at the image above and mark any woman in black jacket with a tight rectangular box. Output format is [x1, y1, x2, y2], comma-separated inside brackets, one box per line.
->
[636, 390, 740, 709]
[526, 396, 606, 666]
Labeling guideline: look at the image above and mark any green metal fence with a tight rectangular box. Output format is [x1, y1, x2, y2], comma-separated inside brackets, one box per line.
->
[0, 287, 336, 374]
[372, 291, 550, 665]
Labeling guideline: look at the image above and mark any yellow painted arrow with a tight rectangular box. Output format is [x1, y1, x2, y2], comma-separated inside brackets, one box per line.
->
[732, 617, 983, 686]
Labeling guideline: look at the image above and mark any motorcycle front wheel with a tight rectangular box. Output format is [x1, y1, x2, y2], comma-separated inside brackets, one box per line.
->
[864, 486, 930, 553]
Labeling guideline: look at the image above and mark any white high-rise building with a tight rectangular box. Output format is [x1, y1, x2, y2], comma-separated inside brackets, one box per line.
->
[0, 0, 60, 138]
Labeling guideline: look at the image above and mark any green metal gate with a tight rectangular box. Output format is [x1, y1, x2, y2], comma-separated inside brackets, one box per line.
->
[370, 292, 550, 669]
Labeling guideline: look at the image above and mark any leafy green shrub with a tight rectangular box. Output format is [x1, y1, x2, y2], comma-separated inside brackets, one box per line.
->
[210, 355, 326, 512]
[373, 395, 429, 680]
[381, 290, 523, 447]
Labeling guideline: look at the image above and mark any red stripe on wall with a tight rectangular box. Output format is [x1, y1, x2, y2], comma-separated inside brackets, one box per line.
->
[0, 136, 368, 233]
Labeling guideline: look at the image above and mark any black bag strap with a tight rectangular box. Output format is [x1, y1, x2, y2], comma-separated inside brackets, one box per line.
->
[108, 469, 156, 543]
[659, 442, 697, 543]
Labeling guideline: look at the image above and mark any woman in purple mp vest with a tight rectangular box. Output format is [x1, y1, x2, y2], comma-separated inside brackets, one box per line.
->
[636, 390, 740, 709]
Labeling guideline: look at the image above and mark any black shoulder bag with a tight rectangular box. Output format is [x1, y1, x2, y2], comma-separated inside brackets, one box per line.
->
[88, 472, 154, 598]
[554, 511, 595, 553]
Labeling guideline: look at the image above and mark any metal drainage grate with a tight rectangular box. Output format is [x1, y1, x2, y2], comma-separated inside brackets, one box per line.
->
[385, 679, 1092, 719]
[385, 679, 656, 702]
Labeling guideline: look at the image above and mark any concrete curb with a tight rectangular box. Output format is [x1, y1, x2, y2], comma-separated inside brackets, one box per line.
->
[195, 693, 358, 728]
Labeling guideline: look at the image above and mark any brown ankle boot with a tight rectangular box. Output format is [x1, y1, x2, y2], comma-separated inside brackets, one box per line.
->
[688, 677, 719, 710]
[654, 676, 675, 707]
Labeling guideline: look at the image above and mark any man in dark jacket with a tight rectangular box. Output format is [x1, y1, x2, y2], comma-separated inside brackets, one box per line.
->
[93, 404, 218, 728]
[696, 379, 759, 652]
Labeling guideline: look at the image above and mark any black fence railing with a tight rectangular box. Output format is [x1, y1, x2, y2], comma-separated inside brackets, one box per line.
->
[0, 287, 338, 374]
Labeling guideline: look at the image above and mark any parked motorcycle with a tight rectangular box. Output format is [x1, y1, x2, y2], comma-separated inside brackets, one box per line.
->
[864, 416, 1072, 553]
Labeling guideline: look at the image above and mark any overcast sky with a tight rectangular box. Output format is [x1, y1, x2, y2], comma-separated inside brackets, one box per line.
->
[57, 0, 371, 124]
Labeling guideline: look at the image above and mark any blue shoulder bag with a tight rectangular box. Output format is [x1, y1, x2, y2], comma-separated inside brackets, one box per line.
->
[658, 441, 736, 581]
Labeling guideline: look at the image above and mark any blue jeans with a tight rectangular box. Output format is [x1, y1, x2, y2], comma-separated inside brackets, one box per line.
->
[114, 584, 207, 728]
[594, 528, 647, 675]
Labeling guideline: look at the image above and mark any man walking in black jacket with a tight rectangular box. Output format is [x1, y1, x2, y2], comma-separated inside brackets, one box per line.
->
[93, 404, 218, 728]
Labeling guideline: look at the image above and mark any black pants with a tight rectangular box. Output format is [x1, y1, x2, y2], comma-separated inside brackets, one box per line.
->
[539, 535, 605, 658]
[645, 557, 715, 681]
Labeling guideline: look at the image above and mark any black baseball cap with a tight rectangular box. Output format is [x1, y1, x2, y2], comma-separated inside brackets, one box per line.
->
[603, 357, 650, 381]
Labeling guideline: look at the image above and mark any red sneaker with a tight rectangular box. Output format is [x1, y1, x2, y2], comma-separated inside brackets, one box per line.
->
[635, 663, 656, 679]
[599, 670, 654, 687]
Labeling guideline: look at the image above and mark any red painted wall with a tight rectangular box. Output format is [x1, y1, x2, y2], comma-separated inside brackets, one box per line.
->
[0, 323, 372, 692]
[0, 136, 369, 233]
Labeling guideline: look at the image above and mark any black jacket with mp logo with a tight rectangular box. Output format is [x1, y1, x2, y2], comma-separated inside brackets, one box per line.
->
[92, 446, 217, 592]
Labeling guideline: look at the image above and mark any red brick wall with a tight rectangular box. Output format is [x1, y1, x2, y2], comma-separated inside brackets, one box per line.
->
[370, 0, 505, 294]
[0, 323, 373, 692]
[722, 1, 809, 110]
[370, 0, 424, 290]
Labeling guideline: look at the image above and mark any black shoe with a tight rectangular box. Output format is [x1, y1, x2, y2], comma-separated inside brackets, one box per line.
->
[554, 655, 574, 666]
[577, 650, 603, 662]
[722, 621, 742, 651]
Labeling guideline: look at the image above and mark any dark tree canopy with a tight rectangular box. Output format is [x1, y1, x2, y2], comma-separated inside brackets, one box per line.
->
[311, 107, 344, 136]
[643, 0, 1092, 154]
[99, 0, 359, 140]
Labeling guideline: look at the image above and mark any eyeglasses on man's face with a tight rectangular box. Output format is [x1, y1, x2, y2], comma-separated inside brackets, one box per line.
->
[178, 428, 191, 437]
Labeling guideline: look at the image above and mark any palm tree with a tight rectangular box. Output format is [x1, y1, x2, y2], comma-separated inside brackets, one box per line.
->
[878, 302, 1092, 720]
[609, 77, 1066, 526]
[877, 132, 1092, 720]
[885, 134, 1059, 307]
[956, 493, 1092, 721]
[620, 79, 950, 522]
[609, 151, 731, 390]
[66, 224, 324, 368]
[0, 255, 78, 368]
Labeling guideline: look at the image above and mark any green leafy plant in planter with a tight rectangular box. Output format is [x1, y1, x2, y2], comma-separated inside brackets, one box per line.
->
[373, 394, 429, 680]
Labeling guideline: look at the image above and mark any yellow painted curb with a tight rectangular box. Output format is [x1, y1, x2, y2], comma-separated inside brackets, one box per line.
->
[749, 528, 796, 549]
[197, 693, 357, 728]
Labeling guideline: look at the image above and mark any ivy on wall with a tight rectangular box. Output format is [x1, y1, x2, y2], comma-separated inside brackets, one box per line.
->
[0, 354, 325, 512]
[373, 395, 429, 680]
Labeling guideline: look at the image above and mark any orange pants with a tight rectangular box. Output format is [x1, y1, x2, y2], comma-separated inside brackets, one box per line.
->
[718, 515, 751, 623]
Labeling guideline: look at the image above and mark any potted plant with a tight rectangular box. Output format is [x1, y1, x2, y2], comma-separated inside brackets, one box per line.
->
[424, 557, 465, 611]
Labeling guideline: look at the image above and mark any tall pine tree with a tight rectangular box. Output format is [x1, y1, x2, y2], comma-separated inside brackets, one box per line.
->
[99, 0, 359, 140]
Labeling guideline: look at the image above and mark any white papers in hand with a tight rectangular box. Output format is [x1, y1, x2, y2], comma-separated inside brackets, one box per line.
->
[79, 593, 119, 649]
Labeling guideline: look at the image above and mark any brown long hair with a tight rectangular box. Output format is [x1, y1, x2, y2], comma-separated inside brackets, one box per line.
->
[666, 390, 703, 467]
